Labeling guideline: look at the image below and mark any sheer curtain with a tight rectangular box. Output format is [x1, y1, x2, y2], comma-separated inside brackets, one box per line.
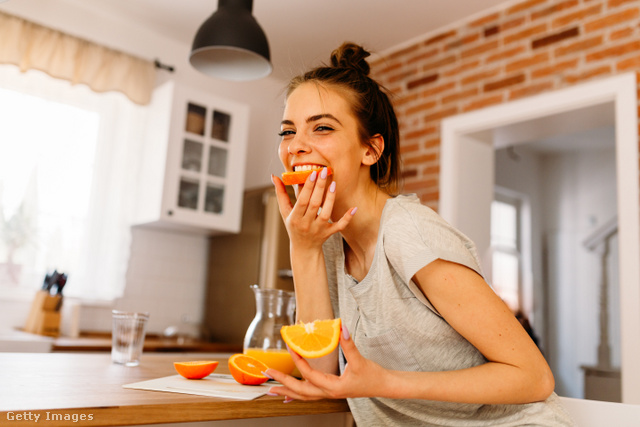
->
[0, 64, 149, 300]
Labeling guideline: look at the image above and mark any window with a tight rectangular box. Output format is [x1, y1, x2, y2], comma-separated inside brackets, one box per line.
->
[490, 195, 522, 311]
[0, 65, 148, 301]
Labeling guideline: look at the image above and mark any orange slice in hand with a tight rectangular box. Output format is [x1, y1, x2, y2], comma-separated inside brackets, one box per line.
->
[228, 354, 270, 385]
[174, 360, 219, 379]
[282, 167, 332, 186]
[280, 318, 341, 358]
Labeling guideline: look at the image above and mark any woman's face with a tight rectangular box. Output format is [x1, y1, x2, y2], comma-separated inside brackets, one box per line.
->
[278, 82, 373, 194]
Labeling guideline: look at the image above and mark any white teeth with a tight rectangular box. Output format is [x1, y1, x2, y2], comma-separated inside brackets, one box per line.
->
[294, 165, 323, 172]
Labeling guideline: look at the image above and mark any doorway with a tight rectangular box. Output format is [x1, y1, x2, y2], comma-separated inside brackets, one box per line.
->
[440, 73, 640, 404]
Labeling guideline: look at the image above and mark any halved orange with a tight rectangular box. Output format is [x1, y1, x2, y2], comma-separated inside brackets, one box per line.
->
[174, 360, 219, 379]
[228, 354, 269, 385]
[282, 167, 332, 185]
[280, 318, 341, 358]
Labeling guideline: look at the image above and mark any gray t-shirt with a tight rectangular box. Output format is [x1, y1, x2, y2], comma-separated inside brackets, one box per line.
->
[323, 194, 574, 426]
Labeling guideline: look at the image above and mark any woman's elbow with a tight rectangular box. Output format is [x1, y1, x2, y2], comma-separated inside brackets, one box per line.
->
[532, 367, 555, 401]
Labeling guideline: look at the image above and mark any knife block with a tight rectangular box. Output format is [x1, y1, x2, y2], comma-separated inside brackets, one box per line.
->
[24, 290, 62, 337]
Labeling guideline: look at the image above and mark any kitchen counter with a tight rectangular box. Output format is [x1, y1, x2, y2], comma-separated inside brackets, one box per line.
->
[0, 353, 350, 426]
[52, 332, 242, 353]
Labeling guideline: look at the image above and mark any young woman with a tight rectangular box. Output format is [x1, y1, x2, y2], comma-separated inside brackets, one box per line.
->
[267, 42, 573, 426]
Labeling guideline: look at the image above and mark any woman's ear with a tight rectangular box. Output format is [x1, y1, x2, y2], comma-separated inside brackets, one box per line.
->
[362, 134, 384, 166]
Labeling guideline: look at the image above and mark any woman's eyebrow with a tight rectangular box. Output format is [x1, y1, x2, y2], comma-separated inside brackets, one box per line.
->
[280, 114, 342, 127]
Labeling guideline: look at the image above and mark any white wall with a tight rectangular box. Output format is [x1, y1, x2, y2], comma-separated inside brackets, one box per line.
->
[0, 0, 288, 335]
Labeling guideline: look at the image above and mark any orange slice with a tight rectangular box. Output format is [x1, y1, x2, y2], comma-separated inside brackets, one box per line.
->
[282, 167, 332, 185]
[228, 354, 270, 385]
[174, 360, 219, 379]
[280, 318, 341, 358]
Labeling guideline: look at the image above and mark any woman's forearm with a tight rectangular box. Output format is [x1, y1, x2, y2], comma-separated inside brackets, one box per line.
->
[381, 361, 554, 404]
[289, 245, 339, 374]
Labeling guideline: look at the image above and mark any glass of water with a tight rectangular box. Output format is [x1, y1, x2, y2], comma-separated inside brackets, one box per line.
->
[111, 310, 149, 366]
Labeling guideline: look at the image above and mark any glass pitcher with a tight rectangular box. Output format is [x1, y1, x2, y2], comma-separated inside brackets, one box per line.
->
[243, 284, 296, 374]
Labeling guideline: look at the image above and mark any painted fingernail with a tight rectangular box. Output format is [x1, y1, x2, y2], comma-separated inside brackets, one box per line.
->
[309, 170, 317, 182]
[284, 397, 294, 403]
[329, 181, 336, 193]
[350, 207, 358, 215]
[342, 324, 350, 340]
[320, 167, 328, 179]
[267, 392, 278, 396]
[261, 371, 273, 379]
[271, 174, 276, 185]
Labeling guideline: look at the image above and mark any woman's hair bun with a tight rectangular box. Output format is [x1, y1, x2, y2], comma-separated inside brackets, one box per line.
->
[330, 42, 371, 76]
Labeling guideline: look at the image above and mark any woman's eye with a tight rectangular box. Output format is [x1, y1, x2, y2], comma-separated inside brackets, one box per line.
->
[278, 129, 295, 137]
[315, 125, 334, 132]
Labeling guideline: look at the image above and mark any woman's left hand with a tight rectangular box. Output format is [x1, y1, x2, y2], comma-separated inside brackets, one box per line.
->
[264, 325, 390, 402]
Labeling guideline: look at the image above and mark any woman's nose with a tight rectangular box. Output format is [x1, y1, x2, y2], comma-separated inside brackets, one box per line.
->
[287, 135, 310, 155]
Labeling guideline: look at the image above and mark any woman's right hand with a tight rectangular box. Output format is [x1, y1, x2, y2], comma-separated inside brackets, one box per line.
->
[272, 168, 356, 251]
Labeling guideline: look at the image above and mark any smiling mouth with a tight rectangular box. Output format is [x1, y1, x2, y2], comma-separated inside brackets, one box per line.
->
[293, 164, 326, 172]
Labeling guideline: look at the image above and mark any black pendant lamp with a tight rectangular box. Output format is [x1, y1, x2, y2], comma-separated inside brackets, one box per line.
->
[189, 0, 272, 81]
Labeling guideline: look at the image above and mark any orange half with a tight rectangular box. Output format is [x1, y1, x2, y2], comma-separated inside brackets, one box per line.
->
[174, 360, 219, 379]
[282, 167, 332, 185]
[280, 318, 341, 358]
[228, 354, 269, 385]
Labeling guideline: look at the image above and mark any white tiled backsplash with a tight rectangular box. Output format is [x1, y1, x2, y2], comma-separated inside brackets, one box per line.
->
[1, 226, 210, 338]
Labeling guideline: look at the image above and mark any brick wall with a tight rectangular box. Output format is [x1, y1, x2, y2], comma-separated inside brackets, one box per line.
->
[371, 0, 640, 209]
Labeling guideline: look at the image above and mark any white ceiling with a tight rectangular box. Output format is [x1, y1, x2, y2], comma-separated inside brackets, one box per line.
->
[58, 0, 514, 80]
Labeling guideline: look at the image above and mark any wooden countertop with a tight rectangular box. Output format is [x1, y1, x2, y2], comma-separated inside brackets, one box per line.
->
[0, 353, 349, 426]
[52, 332, 242, 353]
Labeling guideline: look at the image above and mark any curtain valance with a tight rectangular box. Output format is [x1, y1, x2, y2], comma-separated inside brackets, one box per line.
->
[0, 12, 156, 105]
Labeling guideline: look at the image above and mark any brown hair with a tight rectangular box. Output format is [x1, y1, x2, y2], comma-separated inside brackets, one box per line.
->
[286, 42, 401, 194]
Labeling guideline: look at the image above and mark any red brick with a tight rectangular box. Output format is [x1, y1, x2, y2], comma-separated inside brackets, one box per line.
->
[531, 58, 580, 78]
[442, 59, 481, 78]
[565, 65, 613, 83]
[461, 67, 501, 85]
[406, 101, 438, 116]
[388, 68, 420, 84]
[486, 46, 527, 63]
[532, 27, 580, 49]
[608, 0, 640, 9]
[586, 39, 640, 61]
[532, 1, 580, 20]
[504, 24, 548, 45]
[424, 138, 440, 149]
[484, 74, 526, 92]
[462, 94, 504, 112]
[388, 45, 418, 61]
[501, 17, 527, 32]
[446, 33, 481, 50]
[617, 54, 640, 72]
[506, 52, 550, 73]
[403, 126, 437, 140]
[460, 40, 500, 59]
[610, 27, 635, 41]
[420, 82, 456, 98]
[403, 179, 439, 192]
[552, 4, 603, 28]
[507, 0, 548, 15]
[400, 168, 418, 179]
[422, 55, 457, 73]
[555, 35, 604, 57]
[407, 48, 439, 64]
[405, 153, 438, 165]
[399, 143, 420, 154]
[393, 93, 420, 107]
[509, 80, 555, 100]
[407, 74, 439, 90]
[585, 7, 640, 32]
[423, 106, 459, 123]
[424, 30, 457, 46]
[422, 165, 440, 176]
[441, 87, 480, 105]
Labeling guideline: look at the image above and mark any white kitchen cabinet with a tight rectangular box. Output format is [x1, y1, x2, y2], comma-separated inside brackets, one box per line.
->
[135, 80, 249, 234]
